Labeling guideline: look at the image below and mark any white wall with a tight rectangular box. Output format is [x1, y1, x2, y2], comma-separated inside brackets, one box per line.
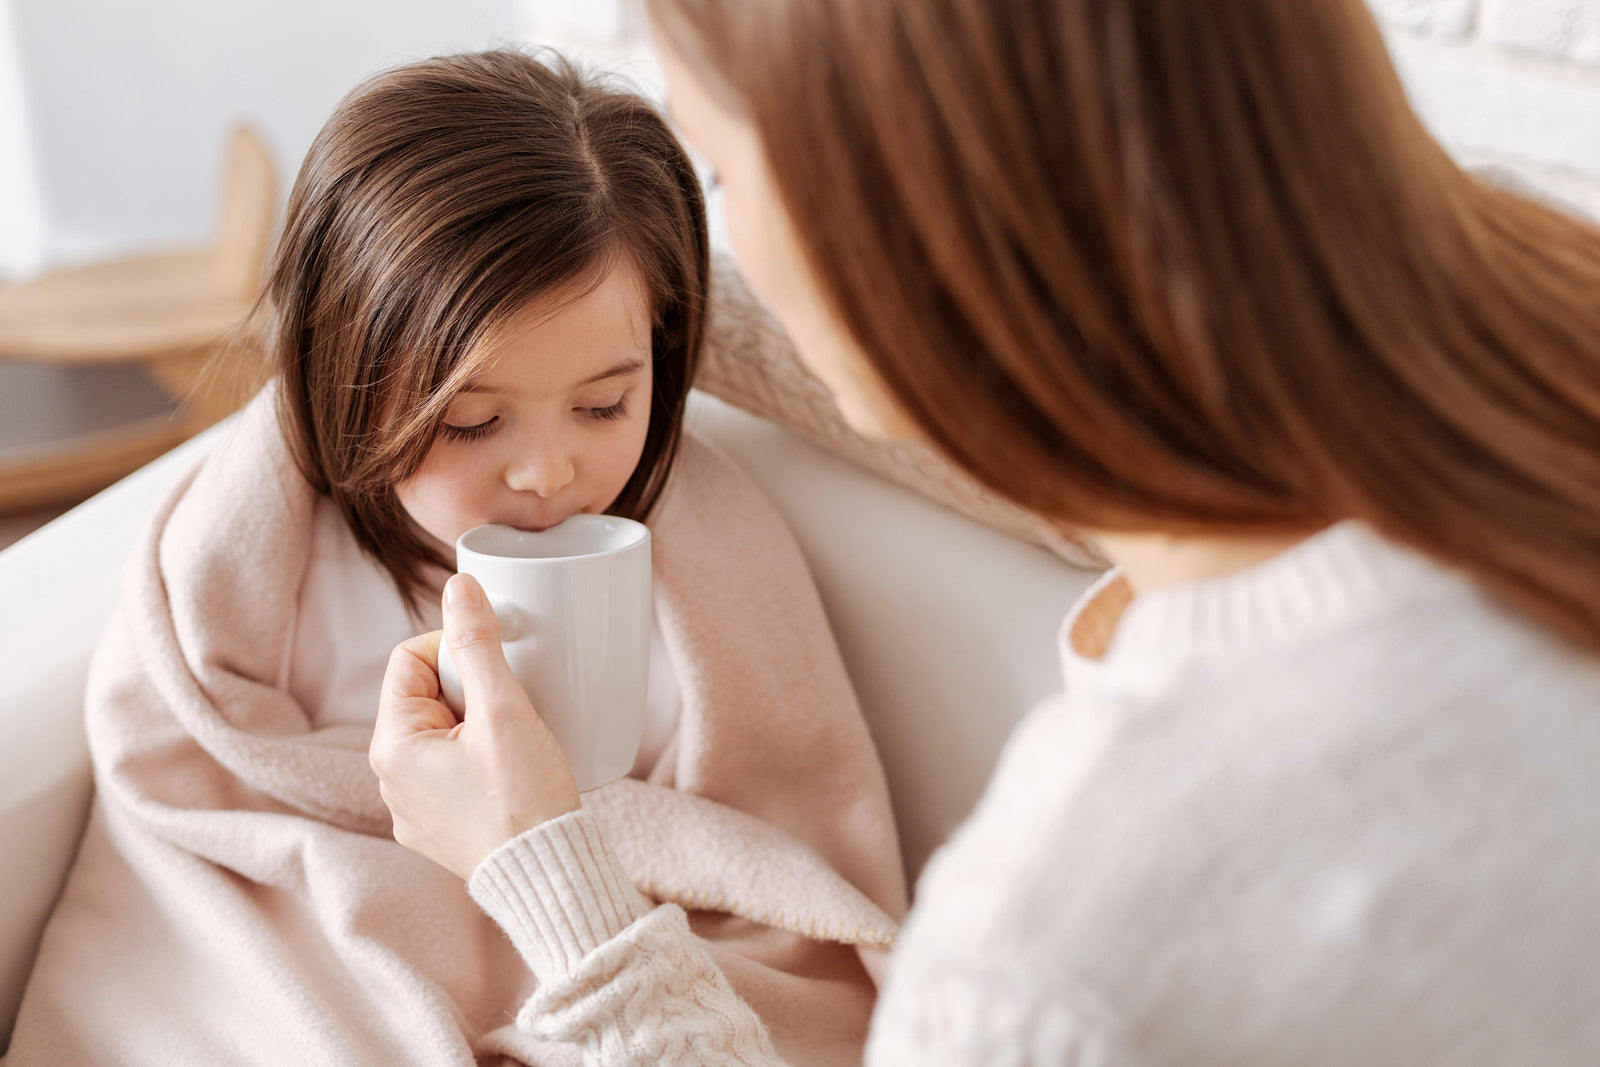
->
[1374, 0, 1600, 218]
[0, 0, 45, 278]
[0, 0, 659, 277]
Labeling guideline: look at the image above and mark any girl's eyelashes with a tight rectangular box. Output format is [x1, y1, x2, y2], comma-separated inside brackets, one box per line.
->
[440, 416, 499, 442]
[583, 400, 629, 422]
[440, 400, 629, 441]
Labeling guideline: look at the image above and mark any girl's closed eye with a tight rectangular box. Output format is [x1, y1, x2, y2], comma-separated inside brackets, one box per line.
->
[581, 398, 630, 422]
[440, 416, 499, 443]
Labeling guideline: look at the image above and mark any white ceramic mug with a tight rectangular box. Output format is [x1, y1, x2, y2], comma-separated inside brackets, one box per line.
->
[437, 516, 652, 792]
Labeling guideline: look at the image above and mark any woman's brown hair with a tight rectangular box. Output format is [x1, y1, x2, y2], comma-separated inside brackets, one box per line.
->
[648, 0, 1600, 652]
[261, 49, 708, 611]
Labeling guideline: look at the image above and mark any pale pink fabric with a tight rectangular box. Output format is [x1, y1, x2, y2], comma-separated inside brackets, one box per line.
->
[6, 391, 906, 1066]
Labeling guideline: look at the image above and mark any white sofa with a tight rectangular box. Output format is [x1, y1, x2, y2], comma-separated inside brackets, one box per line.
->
[0, 391, 1100, 1047]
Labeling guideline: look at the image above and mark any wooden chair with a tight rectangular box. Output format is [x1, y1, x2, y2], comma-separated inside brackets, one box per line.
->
[0, 124, 277, 513]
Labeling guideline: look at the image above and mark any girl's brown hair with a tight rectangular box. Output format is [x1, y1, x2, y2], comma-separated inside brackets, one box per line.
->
[648, 0, 1600, 652]
[262, 49, 708, 610]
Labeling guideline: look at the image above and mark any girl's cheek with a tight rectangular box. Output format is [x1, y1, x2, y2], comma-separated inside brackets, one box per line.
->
[625, 413, 653, 474]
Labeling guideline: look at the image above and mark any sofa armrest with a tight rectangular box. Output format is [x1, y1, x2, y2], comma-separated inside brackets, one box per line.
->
[0, 421, 224, 1047]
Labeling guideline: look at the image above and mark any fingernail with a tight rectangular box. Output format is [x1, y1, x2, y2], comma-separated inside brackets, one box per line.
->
[445, 573, 482, 611]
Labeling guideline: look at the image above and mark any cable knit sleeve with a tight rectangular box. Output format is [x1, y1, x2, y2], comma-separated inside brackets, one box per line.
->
[468, 809, 788, 1065]
[470, 810, 1134, 1065]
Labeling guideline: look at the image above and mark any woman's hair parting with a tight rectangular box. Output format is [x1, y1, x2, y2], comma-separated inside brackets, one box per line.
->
[647, 0, 1600, 653]
[261, 48, 708, 610]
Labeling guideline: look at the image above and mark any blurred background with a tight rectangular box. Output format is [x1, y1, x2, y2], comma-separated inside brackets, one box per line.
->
[1, 0, 1597, 548]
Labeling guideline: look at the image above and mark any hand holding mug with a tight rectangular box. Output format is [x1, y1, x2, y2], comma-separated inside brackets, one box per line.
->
[370, 573, 582, 880]
[437, 517, 654, 793]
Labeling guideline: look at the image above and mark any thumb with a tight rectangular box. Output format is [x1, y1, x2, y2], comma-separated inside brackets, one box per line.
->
[442, 573, 523, 721]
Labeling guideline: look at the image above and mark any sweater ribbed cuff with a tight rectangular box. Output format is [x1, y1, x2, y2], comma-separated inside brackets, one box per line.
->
[468, 810, 654, 985]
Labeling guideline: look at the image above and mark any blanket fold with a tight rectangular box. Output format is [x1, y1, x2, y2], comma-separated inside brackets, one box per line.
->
[6, 391, 906, 1067]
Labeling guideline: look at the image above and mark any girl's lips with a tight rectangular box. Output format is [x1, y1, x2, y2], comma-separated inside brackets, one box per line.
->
[511, 510, 588, 533]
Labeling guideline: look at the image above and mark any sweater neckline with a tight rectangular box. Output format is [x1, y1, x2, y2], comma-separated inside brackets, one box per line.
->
[1059, 521, 1468, 691]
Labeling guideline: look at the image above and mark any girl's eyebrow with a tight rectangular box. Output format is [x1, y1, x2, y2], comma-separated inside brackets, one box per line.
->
[573, 359, 647, 389]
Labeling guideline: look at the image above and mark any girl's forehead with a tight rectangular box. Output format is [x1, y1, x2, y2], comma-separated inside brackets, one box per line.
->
[462, 267, 654, 397]
[502, 262, 650, 348]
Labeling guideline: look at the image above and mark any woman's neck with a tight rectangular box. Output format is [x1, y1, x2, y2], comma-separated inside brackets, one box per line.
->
[1091, 528, 1324, 595]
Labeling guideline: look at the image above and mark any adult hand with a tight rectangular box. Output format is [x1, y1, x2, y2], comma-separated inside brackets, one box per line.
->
[370, 573, 582, 880]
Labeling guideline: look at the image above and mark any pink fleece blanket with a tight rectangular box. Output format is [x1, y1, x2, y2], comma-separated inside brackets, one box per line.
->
[6, 392, 906, 1066]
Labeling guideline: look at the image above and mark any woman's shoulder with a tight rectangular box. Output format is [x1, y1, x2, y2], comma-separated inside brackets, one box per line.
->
[904, 582, 1600, 1064]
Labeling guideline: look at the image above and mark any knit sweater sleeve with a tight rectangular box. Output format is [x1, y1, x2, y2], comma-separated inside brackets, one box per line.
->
[468, 809, 787, 1065]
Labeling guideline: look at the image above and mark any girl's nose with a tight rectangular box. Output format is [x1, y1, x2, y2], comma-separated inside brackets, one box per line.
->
[506, 441, 575, 499]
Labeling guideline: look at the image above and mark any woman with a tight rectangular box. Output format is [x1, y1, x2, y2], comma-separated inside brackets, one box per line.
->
[370, 0, 1600, 1062]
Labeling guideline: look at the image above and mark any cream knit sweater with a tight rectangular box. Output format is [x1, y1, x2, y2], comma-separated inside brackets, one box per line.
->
[469, 521, 1600, 1064]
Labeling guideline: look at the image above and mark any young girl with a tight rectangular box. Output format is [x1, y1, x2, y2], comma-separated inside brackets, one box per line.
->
[6, 50, 905, 1066]
[271, 49, 702, 754]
